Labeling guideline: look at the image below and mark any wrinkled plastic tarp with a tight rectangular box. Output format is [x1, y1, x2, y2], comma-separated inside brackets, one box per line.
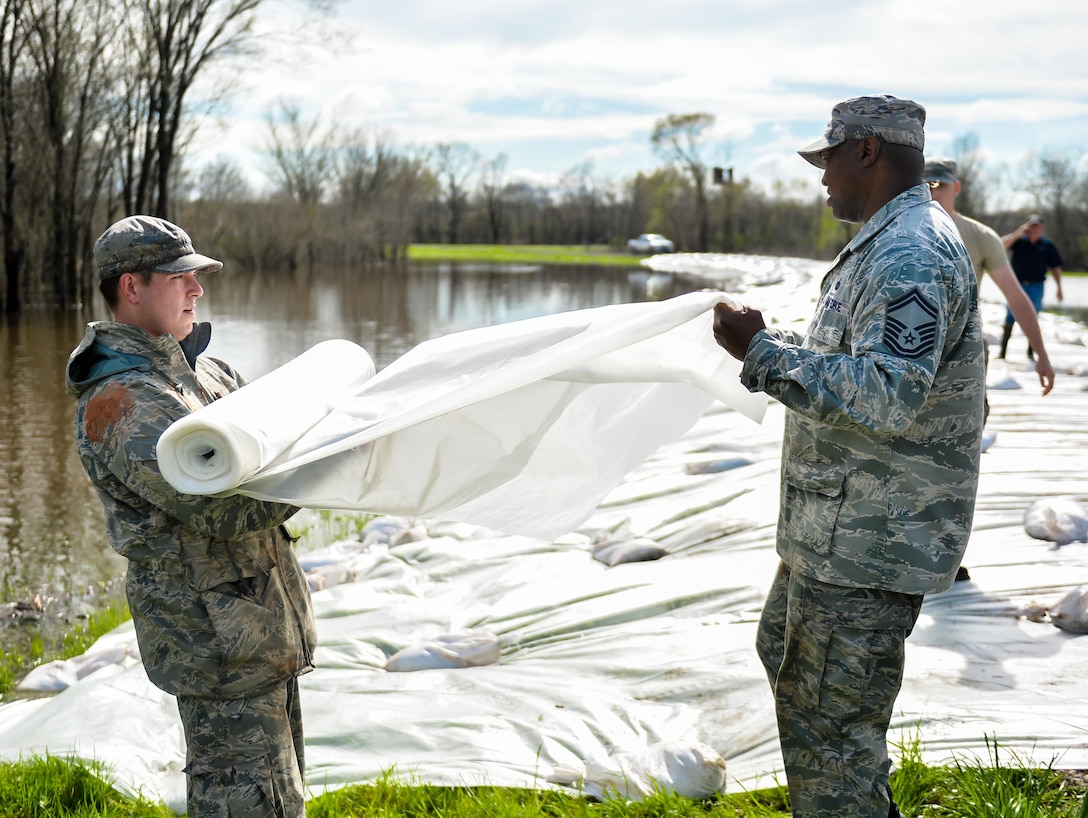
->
[4, 256, 1088, 814]
[157, 291, 767, 540]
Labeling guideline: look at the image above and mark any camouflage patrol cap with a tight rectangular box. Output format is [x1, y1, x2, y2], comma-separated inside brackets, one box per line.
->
[922, 156, 958, 185]
[798, 94, 926, 169]
[93, 215, 223, 281]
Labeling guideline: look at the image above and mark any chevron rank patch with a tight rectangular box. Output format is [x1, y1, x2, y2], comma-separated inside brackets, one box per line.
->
[884, 289, 938, 359]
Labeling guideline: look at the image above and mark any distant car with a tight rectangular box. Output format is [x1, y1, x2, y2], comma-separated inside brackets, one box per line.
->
[627, 233, 675, 254]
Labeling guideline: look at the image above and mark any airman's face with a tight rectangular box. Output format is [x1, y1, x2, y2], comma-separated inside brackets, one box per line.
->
[122, 270, 205, 340]
[819, 140, 866, 224]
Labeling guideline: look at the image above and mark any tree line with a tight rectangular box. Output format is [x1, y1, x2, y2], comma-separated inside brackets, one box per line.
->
[1, 0, 1085, 314]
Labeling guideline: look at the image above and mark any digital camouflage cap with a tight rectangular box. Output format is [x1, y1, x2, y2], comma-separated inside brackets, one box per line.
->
[798, 94, 926, 169]
[922, 157, 958, 186]
[94, 215, 223, 281]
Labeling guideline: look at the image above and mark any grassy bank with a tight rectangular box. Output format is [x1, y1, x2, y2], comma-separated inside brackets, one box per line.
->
[408, 243, 647, 267]
[1, 734, 1086, 817]
[409, 246, 1088, 279]
[0, 591, 130, 700]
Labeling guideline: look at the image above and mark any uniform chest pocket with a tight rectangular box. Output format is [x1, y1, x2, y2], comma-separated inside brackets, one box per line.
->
[807, 301, 847, 350]
[781, 460, 846, 556]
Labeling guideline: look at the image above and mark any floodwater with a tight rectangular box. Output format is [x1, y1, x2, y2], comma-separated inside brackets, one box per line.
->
[0, 261, 695, 606]
[1, 261, 1084, 610]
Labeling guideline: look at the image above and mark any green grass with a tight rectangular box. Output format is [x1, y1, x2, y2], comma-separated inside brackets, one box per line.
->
[2, 733, 1084, 817]
[0, 756, 175, 818]
[408, 244, 649, 267]
[289, 508, 376, 545]
[0, 591, 131, 700]
[406, 247, 1088, 277]
[302, 733, 1088, 817]
[301, 736, 1088, 818]
[889, 732, 1086, 817]
[306, 770, 791, 818]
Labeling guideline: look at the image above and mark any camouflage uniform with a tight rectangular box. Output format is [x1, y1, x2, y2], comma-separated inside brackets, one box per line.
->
[67, 318, 317, 817]
[743, 97, 985, 817]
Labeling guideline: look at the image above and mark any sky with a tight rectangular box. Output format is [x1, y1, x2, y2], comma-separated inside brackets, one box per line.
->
[191, 0, 1088, 208]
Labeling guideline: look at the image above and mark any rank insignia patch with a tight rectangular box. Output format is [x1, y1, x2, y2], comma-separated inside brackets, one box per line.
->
[884, 289, 937, 359]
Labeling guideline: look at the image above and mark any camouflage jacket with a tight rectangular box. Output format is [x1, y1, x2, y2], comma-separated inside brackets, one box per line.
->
[741, 185, 985, 595]
[66, 321, 317, 699]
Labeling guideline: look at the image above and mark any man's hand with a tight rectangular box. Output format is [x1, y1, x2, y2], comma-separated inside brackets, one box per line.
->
[713, 301, 766, 361]
[1035, 358, 1056, 396]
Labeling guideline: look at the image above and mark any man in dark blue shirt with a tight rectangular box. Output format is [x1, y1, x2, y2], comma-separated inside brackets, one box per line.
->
[999, 214, 1064, 360]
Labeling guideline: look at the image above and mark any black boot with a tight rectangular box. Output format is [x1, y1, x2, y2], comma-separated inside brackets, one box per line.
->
[887, 784, 902, 817]
[997, 323, 1013, 359]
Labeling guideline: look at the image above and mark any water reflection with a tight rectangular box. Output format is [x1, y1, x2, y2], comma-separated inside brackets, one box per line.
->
[0, 310, 127, 598]
[194, 262, 687, 377]
[0, 262, 692, 601]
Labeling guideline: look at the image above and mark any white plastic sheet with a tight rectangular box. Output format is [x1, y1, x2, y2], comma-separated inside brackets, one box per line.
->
[5, 256, 1088, 814]
[158, 291, 767, 540]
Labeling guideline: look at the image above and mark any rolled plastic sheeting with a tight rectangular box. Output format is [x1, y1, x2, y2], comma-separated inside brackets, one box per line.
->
[158, 291, 766, 540]
[158, 339, 376, 495]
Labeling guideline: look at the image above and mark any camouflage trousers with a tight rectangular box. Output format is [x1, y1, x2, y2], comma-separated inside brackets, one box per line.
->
[177, 678, 307, 818]
[756, 561, 922, 818]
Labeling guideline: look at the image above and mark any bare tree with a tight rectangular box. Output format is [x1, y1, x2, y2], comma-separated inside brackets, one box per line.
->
[178, 155, 251, 255]
[501, 180, 549, 244]
[950, 132, 987, 218]
[1018, 148, 1084, 265]
[119, 0, 263, 218]
[434, 141, 478, 244]
[23, 0, 116, 307]
[479, 152, 507, 244]
[375, 148, 431, 261]
[0, 0, 28, 312]
[556, 161, 605, 245]
[264, 100, 336, 268]
[332, 128, 388, 261]
[652, 112, 715, 252]
[1024, 148, 1080, 226]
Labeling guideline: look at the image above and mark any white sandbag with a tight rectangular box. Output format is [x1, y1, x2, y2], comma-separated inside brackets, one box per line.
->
[16, 628, 141, 692]
[550, 741, 728, 801]
[1023, 496, 1088, 545]
[384, 631, 502, 672]
[158, 292, 766, 540]
[1049, 585, 1088, 634]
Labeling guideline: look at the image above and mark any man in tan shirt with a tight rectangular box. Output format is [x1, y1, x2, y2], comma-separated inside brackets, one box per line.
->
[923, 157, 1055, 397]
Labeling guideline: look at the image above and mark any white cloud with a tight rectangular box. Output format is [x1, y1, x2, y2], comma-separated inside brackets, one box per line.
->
[188, 0, 1088, 200]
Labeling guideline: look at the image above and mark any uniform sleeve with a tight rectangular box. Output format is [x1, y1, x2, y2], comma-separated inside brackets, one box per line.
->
[83, 376, 299, 540]
[741, 244, 955, 434]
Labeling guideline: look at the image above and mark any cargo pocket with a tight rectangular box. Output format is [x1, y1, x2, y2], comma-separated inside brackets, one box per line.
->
[180, 532, 303, 696]
[198, 565, 300, 697]
[817, 625, 869, 720]
[184, 725, 280, 818]
[780, 459, 846, 556]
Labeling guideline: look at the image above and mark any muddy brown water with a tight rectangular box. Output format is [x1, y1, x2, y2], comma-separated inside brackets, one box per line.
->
[0, 262, 693, 609]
